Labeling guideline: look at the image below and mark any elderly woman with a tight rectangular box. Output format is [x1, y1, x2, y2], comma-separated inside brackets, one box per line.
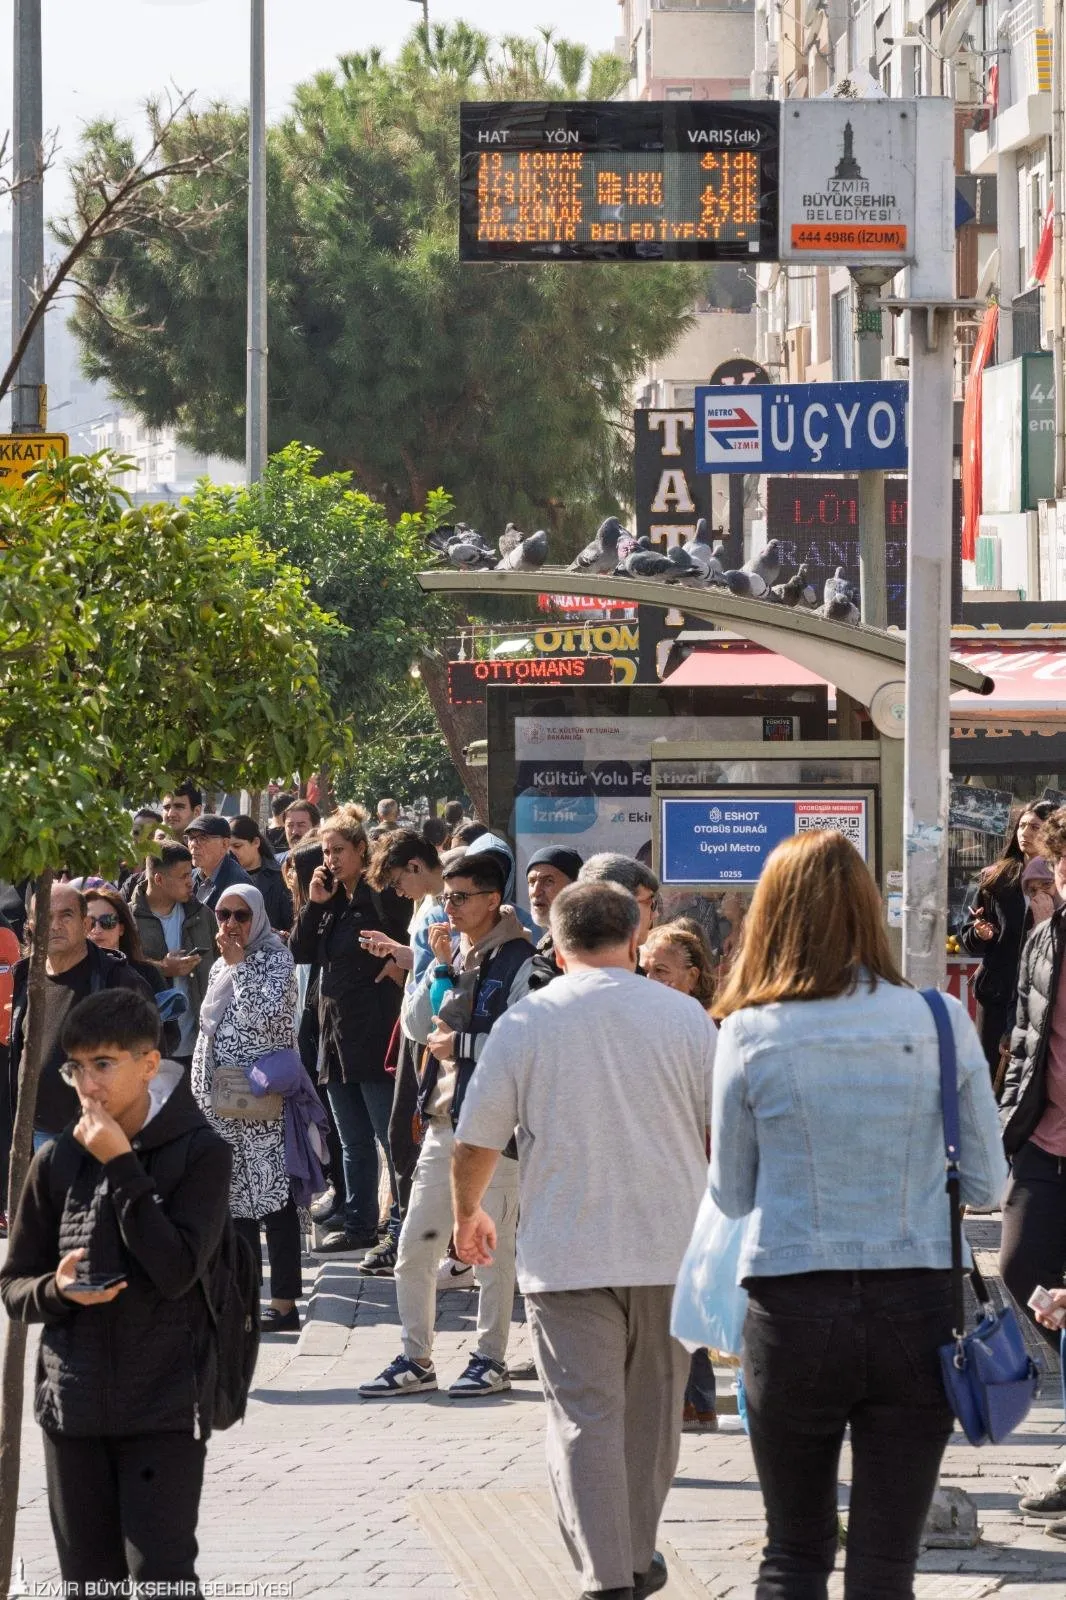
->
[192, 884, 303, 1331]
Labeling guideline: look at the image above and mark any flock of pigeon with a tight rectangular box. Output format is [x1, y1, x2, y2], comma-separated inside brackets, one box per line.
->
[425, 517, 861, 624]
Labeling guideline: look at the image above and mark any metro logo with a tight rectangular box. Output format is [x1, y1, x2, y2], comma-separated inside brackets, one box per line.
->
[703, 395, 763, 463]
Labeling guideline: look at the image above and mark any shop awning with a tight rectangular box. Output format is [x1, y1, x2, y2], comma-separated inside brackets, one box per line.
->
[665, 636, 1066, 731]
[663, 645, 827, 689]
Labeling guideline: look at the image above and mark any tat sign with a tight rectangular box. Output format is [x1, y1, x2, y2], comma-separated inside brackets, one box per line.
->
[634, 409, 712, 547]
[696, 381, 908, 475]
[779, 101, 917, 265]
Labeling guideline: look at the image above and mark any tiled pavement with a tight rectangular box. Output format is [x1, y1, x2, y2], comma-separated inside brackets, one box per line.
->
[5, 1221, 1066, 1598]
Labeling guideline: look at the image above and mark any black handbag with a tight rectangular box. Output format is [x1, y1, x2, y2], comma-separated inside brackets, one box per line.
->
[922, 987, 1039, 1445]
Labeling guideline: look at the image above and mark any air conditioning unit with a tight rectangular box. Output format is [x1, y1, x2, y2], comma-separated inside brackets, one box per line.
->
[786, 326, 811, 380]
[953, 52, 980, 105]
[763, 330, 785, 367]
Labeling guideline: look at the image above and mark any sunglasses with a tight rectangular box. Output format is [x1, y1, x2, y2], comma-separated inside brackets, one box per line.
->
[215, 907, 252, 925]
[87, 913, 120, 931]
[439, 889, 494, 907]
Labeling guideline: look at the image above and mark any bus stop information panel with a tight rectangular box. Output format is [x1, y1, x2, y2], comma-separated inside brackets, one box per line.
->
[460, 101, 780, 263]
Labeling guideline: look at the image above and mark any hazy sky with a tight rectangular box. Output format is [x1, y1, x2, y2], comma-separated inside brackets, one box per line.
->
[0, 0, 621, 184]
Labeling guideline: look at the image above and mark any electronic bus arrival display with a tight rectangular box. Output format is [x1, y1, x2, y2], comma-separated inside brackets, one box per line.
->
[460, 102, 781, 263]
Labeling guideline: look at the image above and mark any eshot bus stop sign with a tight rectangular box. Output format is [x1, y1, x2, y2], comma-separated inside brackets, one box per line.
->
[660, 792, 873, 886]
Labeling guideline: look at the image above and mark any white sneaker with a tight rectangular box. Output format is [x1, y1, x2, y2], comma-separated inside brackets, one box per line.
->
[358, 1354, 437, 1397]
[437, 1257, 475, 1289]
[448, 1354, 511, 1398]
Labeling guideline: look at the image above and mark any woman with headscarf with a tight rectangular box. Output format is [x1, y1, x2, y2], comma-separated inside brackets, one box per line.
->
[191, 884, 303, 1331]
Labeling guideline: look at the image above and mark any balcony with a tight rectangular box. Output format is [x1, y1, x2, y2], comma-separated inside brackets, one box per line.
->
[967, 0, 1051, 173]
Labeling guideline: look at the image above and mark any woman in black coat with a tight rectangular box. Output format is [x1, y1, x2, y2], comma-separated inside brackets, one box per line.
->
[288, 804, 409, 1255]
[959, 800, 1056, 1073]
[229, 815, 294, 933]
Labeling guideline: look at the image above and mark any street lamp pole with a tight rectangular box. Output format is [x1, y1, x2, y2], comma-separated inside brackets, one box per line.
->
[11, 0, 45, 433]
[246, 0, 268, 483]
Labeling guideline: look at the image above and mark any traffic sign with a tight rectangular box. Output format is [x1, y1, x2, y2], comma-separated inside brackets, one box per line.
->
[695, 381, 908, 475]
[779, 101, 917, 266]
[0, 433, 68, 487]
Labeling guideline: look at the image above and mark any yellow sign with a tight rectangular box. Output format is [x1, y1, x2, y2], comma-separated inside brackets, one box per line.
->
[0, 433, 69, 486]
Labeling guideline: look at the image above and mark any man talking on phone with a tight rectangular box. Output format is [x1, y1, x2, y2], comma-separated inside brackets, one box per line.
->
[1, 988, 232, 1595]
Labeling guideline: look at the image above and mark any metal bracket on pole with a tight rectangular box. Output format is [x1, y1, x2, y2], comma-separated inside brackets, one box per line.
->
[879, 297, 986, 352]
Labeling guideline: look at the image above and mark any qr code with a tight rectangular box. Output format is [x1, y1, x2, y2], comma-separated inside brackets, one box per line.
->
[796, 812, 863, 847]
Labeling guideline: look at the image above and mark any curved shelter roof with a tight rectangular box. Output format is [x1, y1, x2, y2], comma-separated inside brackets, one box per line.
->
[416, 569, 994, 729]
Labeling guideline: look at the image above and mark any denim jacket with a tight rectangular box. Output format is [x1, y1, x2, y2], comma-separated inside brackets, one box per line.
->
[710, 980, 1007, 1280]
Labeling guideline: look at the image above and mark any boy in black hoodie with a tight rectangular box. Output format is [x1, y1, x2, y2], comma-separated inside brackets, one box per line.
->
[1, 989, 232, 1598]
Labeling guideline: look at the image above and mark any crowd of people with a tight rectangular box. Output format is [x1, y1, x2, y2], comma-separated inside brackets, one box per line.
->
[3, 783, 1066, 1599]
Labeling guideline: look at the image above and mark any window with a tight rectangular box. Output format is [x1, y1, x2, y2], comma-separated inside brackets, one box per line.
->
[832, 289, 854, 381]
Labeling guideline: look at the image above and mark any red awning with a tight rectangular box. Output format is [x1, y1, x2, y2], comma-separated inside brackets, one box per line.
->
[950, 641, 1066, 712]
[665, 638, 1066, 725]
[664, 646, 828, 689]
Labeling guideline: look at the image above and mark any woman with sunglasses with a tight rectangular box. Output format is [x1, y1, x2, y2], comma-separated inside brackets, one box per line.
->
[191, 885, 303, 1331]
[85, 889, 168, 999]
[228, 815, 294, 933]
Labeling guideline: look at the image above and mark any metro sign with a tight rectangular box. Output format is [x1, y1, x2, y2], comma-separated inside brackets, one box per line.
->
[702, 395, 763, 463]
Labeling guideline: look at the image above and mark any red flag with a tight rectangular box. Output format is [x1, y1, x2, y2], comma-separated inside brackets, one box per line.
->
[1030, 193, 1054, 287]
[961, 304, 999, 563]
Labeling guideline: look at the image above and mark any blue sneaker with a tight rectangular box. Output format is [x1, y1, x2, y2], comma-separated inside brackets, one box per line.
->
[448, 1353, 511, 1398]
[359, 1354, 437, 1397]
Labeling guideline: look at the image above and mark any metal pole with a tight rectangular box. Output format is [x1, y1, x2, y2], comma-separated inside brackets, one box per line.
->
[727, 474, 745, 568]
[902, 99, 956, 990]
[246, 0, 268, 482]
[1052, 0, 1065, 496]
[854, 278, 888, 628]
[11, 0, 45, 433]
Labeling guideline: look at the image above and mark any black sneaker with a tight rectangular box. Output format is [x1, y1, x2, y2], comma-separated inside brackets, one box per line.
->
[311, 1229, 379, 1255]
[358, 1236, 399, 1276]
[634, 1553, 668, 1599]
[1020, 1482, 1066, 1518]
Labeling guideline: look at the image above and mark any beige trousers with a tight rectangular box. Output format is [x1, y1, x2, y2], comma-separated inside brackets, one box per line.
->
[526, 1285, 689, 1592]
[395, 1121, 518, 1365]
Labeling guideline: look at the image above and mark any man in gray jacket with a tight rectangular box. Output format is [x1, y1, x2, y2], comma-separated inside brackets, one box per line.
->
[129, 844, 216, 1065]
[451, 881, 716, 1600]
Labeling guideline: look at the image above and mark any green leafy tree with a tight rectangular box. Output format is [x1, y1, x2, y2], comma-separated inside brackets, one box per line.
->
[0, 454, 342, 1599]
[183, 444, 451, 726]
[59, 25, 699, 545]
[340, 679, 460, 810]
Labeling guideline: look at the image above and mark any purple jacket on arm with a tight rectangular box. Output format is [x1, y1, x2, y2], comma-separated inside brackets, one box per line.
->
[246, 1049, 330, 1209]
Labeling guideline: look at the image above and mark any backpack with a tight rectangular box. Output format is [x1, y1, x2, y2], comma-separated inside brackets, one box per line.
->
[199, 1218, 261, 1430]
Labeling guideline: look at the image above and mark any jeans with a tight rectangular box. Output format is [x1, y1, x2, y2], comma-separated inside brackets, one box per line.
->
[742, 1268, 955, 1600]
[234, 1198, 303, 1303]
[1000, 1138, 1066, 1353]
[326, 1077, 398, 1237]
[685, 1347, 717, 1413]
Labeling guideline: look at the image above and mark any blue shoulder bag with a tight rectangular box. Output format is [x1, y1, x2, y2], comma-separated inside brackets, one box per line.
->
[921, 987, 1039, 1446]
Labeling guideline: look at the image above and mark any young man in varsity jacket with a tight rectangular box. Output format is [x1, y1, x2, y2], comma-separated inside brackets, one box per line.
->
[360, 850, 532, 1399]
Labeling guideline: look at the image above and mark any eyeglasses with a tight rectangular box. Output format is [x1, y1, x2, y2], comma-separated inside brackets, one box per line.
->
[87, 913, 120, 931]
[215, 907, 252, 924]
[60, 1059, 120, 1085]
[439, 890, 494, 907]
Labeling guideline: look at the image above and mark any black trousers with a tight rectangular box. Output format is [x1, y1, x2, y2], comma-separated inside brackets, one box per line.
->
[976, 999, 1013, 1078]
[43, 1429, 206, 1597]
[1000, 1138, 1066, 1352]
[234, 1197, 303, 1302]
[388, 1034, 423, 1216]
[742, 1269, 955, 1600]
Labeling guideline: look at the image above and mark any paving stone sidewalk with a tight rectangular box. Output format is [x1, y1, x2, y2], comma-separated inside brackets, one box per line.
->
[6, 1222, 1066, 1599]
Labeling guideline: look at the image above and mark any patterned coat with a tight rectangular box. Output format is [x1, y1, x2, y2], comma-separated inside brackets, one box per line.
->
[191, 945, 298, 1220]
